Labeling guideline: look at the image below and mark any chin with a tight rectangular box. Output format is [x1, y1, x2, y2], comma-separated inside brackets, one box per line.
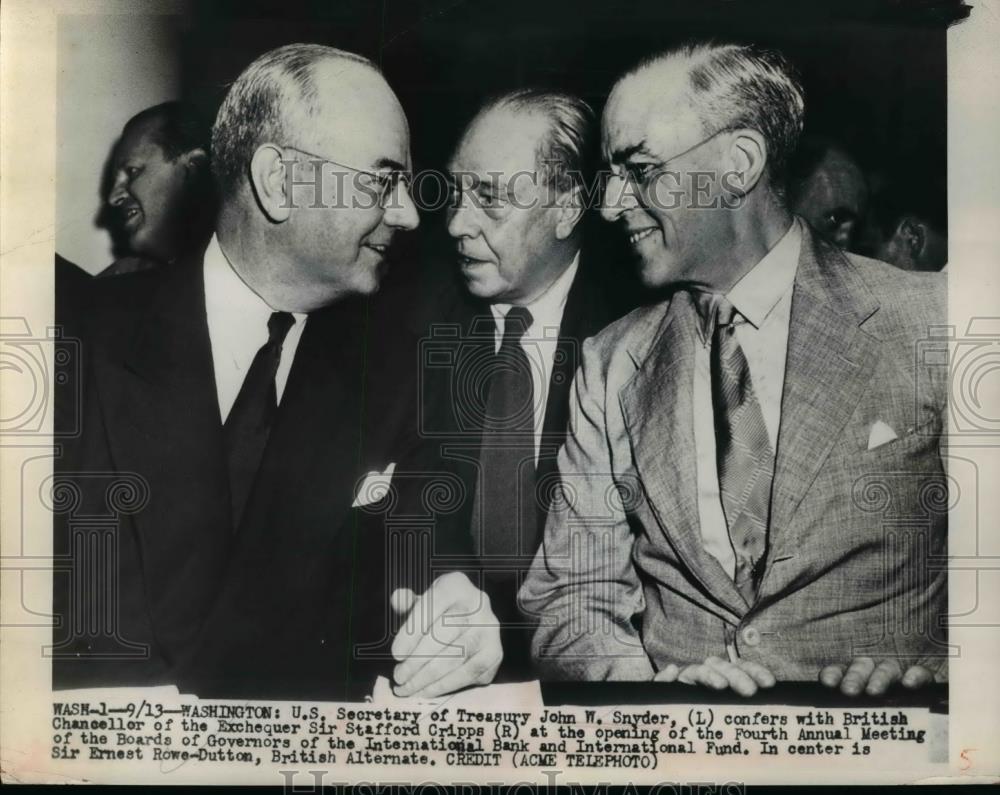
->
[462, 275, 499, 300]
[353, 276, 381, 296]
[129, 234, 171, 263]
[637, 256, 681, 290]
[359, 261, 390, 293]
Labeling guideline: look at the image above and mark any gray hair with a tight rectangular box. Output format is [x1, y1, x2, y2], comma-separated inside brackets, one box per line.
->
[631, 42, 805, 189]
[211, 43, 375, 201]
[481, 88, 597, 194]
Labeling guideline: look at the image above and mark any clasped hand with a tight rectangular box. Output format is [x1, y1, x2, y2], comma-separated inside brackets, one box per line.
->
[390, 572, 502, 698]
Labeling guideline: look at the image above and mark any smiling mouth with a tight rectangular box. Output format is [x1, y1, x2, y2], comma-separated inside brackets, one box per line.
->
[364, 242, 389, 256]
[628, 228, 658, 245]
[459, 254, 491, 267]
[121, 206, 142, 229]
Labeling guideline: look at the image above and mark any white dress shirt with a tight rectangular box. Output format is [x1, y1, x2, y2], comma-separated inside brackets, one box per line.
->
[489, 253, 580, 462]
[203, 234, 308, 423]
[693, 219, 802, 577]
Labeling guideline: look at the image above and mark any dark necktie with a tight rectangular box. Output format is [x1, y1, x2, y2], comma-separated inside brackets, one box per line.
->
[697, 292, 774, 604]
[223, 311, 295, 529]
[476, 305, 538, 562]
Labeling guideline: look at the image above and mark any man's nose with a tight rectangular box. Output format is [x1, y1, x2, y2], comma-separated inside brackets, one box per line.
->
[384, 183, 420, 231]
[108, 176, 129, 207]
[446, 196, 477, 239]
[599, 173, 638, 222]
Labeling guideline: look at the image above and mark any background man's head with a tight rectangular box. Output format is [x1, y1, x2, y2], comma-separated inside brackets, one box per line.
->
[601, 42, 805, 291]
[786, 135, 868, 251]
[446, 89, 595, 305]
[211, 43, 419, 312]
[106, 101, 215, 263]
[858, 170, 947, 271]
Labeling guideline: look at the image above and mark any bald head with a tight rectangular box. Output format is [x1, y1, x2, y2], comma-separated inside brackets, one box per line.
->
[304, 58, 410, 173]
[209, 43, 419, 313]
[211, 43, 401, 202]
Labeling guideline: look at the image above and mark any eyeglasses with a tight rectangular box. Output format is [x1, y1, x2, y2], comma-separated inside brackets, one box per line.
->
[607, 126, 733, 199]
[279, 144, 412, 207]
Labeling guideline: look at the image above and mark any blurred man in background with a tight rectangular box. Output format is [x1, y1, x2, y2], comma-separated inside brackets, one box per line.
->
[859, 171, 948, 272]
[787, 134, 868, 251]
[99, 101, 217, 275]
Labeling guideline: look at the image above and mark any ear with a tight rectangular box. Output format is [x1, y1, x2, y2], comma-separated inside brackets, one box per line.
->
[554, 184, 585, 240]
[179, 148, 210, 190]
[898, 216, 927, 257]
[249, 143, 292, 223]
[726, 129, 768, 196]
[180, 146, 209, 172]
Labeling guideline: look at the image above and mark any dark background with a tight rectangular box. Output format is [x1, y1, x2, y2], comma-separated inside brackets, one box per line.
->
[166, 0, 965, 308]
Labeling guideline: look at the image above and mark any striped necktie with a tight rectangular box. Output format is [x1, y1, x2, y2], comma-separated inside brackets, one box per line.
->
[696, 292, 774, 604]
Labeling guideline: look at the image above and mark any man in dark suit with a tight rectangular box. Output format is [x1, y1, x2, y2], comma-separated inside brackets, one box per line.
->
[522, 42, 948, 697]
[53, 43, 501, 701]
[426, 89, 629, 680]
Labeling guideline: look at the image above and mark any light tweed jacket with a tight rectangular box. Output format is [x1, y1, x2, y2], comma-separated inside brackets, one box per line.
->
[520, 223, 949, 681]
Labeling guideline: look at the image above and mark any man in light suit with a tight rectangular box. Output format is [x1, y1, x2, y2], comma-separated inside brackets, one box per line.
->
[520, 42, 948, 697]
[54, 43, 501, 700]
[427, 90, 631, 679]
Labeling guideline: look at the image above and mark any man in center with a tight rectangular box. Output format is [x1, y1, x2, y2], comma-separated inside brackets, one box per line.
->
[436, 89, 627, 679]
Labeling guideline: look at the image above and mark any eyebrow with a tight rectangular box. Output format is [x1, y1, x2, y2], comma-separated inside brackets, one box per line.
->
[374, 157, 409, 172]
[445, 172, 503, 192]
[609, 141, 655, 165]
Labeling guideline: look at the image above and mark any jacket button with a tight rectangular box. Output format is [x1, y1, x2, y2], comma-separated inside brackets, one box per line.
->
[742, 626, 761, 647]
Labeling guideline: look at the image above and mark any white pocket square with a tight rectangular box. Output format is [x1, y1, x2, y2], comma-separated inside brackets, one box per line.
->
[352, 463, 396, 507]
[867, 420, 899, 450]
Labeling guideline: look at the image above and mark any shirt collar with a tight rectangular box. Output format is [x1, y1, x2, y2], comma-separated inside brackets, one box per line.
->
[490, 251, 580, 334]
[203, 234, 306, 351]
[725, 217, 802, 329]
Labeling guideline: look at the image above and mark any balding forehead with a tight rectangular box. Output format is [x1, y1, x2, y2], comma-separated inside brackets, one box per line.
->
[450, 105, 549, 172]
[603, 68, 701, 156]
[309, 61, 405, 129]
[287, 58, 410, 168]
[470, 105, 549, 149]
[611, 64, 694, 124]
[311, 58, 395, 108]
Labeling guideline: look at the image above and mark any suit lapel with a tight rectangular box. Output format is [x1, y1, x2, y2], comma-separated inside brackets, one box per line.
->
[768, 229, 883, 553]
[620, 292, 748, 620]
[97, 257, 232, 658]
